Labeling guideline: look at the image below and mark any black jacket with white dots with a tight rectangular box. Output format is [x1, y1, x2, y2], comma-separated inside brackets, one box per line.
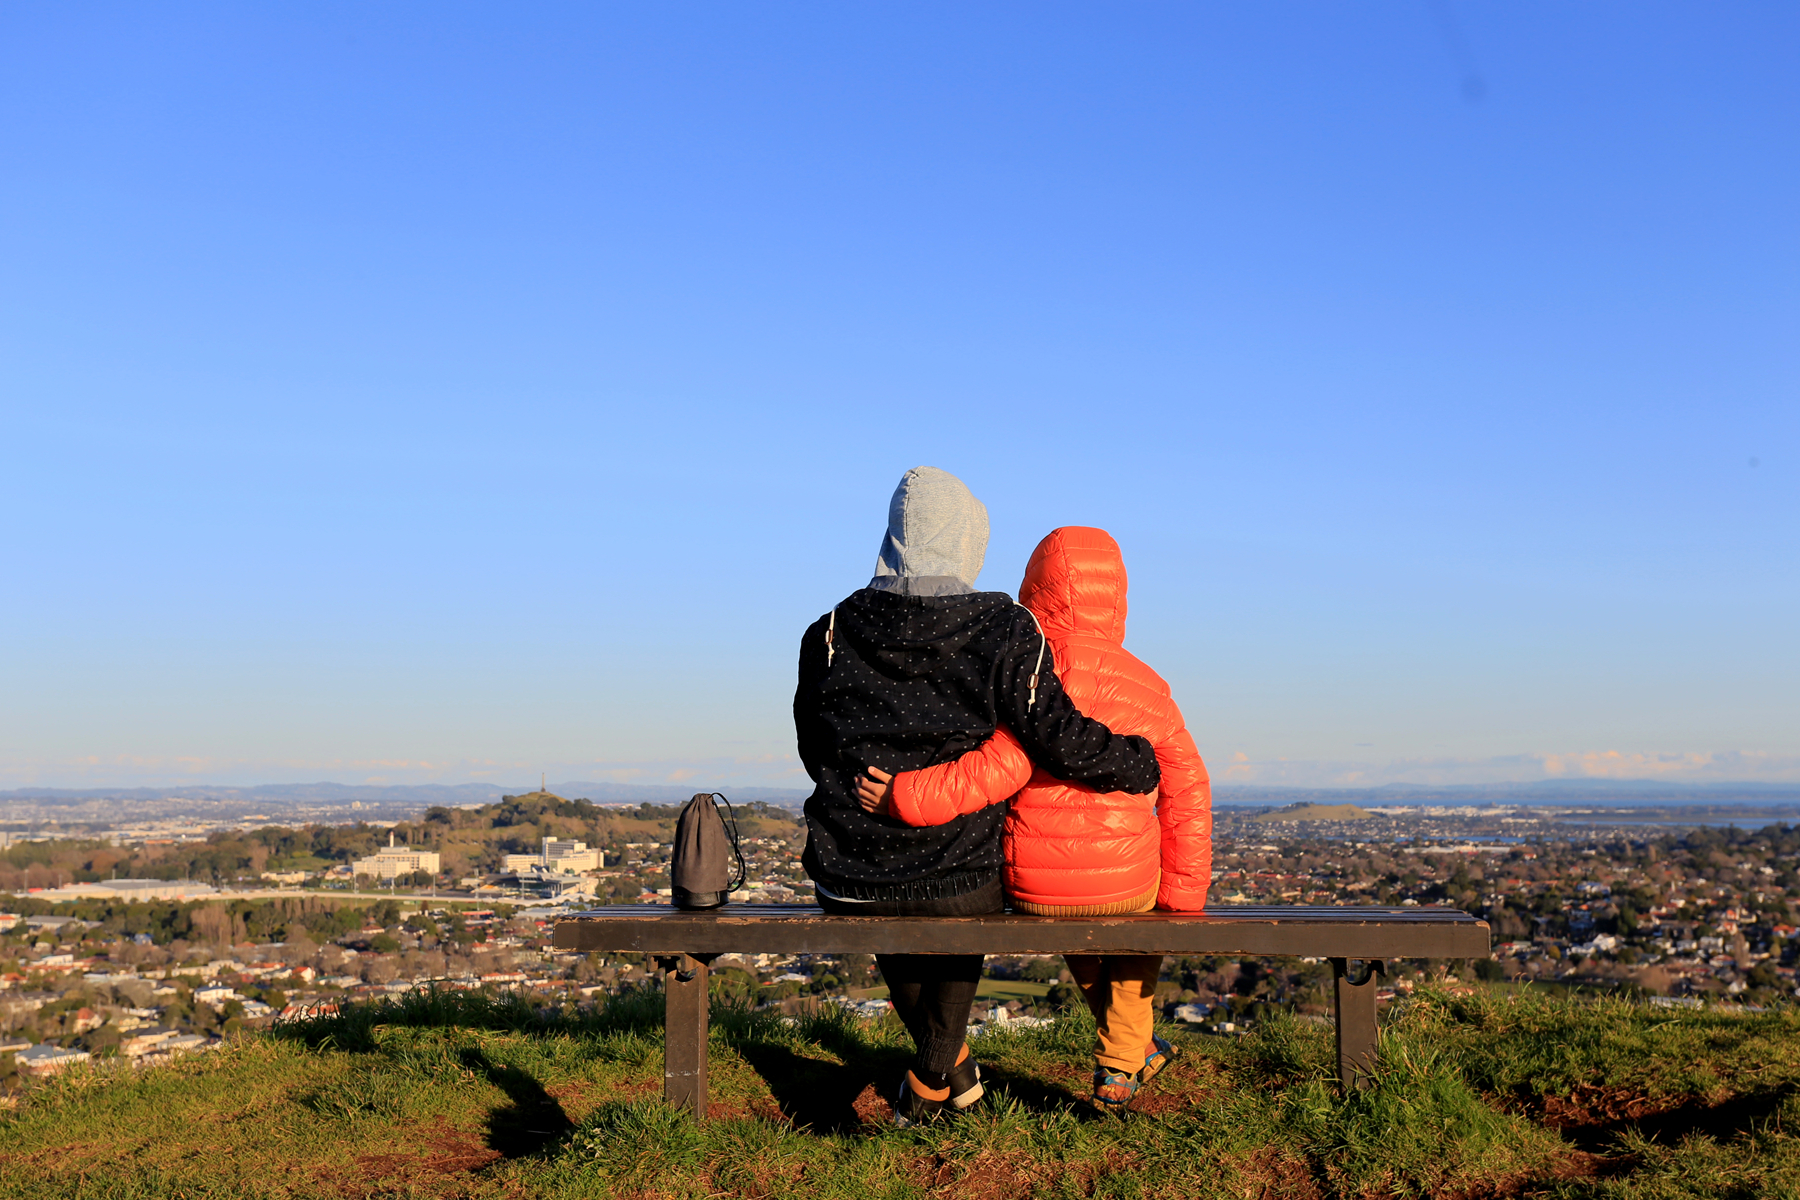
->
[795, 586, 1161, 901]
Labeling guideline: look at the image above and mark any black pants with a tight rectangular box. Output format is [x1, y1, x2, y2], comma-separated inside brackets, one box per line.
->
[818, 877, 1002, 1076]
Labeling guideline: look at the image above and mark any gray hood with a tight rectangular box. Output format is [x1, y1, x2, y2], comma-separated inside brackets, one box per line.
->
[867, 466, 990, 597]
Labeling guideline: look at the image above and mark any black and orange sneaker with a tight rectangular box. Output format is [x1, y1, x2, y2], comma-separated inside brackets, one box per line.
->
[947, 1056, 984, 1110]
[890, 1073, 947, 1128]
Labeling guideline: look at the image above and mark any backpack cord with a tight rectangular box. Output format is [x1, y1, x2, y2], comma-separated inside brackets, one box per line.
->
[710, 792, 747, 892]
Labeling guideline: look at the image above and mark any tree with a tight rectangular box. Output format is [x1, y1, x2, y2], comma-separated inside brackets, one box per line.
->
[709, 968, 757, 1004]
[838, 953, 877, 988]
[1748, 961, 1782, 991]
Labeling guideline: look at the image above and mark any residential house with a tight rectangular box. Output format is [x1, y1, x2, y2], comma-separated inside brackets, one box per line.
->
[14, 1044, 90, 1076]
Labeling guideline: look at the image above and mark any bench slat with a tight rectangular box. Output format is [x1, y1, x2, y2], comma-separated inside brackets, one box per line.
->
[552, 903, 1490, 959]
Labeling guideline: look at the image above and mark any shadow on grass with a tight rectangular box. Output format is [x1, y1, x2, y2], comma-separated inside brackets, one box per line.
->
[1535, 1082, 1798, 1157]
[976, 1061, 1100, 1119]
[275, 985, 1099, 1133]
[730, 1040, 898, 1132]
[722, 1003, 1101, 1129]
[457, 1045, 576, 1158]
[710, 1002, 904, 1132]
[270, 983, 667, 1053]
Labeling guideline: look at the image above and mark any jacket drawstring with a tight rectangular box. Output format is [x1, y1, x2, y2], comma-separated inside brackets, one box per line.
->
[1018, 604, 1047, 707]
[825, 608, 837, 666]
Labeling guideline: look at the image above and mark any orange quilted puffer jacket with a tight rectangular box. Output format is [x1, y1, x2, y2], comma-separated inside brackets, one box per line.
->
[889, 526, 1212, 911]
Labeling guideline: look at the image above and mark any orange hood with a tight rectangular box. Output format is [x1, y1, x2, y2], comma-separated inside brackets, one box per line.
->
[1017, 526, 1127, 644]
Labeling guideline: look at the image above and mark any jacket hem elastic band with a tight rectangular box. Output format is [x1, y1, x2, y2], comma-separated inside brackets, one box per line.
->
[814, 871, 999, 903]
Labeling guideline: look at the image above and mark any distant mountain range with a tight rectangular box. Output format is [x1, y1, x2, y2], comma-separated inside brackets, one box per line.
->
[0, 780, 815, 828]
[1212, 779, 1800, 807]
[4, 776, 1799, 825]
[0, 780, 812, 807]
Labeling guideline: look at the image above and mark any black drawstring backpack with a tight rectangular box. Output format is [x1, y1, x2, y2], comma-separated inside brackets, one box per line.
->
[671, 791, 746, 909]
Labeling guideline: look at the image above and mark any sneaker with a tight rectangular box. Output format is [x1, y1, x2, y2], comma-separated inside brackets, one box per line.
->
[1139, 1035, 1179, 1085]
[947, 1056, 984, 1110]
[890, 1073, 947, 1128]
[1089, 1066, 1139, 1115]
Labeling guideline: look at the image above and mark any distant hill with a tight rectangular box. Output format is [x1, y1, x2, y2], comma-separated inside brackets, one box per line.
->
[1252, 802, 1373, 823]
[1216, 781, 1800, 808]
[0, 781, 809, 806]
[0, 780, 811, 827]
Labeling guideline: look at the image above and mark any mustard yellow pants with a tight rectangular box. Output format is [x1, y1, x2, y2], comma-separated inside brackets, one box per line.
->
[1014, 886, 1163, 1074]
[1064, 953, 1164, 1074]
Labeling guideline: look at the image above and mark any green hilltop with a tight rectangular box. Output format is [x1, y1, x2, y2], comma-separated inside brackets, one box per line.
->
[1252, 802, 1374, 823]
[0, 986, 1795, 1197]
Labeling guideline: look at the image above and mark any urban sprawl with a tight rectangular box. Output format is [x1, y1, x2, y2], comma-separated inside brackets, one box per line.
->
[3, 790, 1797, 1085]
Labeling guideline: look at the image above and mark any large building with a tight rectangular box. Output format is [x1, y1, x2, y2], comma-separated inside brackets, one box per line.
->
[502, 837, 600, 875]
[352, 832, 441, 881]
[36, 879, 220, 903]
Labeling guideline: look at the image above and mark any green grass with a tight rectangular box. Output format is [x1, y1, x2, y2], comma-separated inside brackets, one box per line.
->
[1, 986, 1797, 1198]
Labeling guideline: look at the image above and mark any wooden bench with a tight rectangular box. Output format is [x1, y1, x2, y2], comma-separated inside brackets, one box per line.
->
[553, 903, 1490, 1119]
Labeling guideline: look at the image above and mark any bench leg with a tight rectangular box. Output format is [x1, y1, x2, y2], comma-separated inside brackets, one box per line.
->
[661, 954, 710, 1118]
[1330, 957, 1384, 1093]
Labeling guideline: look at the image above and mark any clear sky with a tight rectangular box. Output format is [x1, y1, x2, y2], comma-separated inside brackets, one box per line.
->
[2, 3, 1795, 793]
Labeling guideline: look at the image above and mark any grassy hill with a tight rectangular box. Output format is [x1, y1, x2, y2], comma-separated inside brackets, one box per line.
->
[1, 987, 1795, 1198]
[1253, 803, 1374, 823]
[414, 789, 805, 879]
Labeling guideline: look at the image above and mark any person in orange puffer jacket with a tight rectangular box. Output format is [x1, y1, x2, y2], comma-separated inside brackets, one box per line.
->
[856, 526, 1212, 1113]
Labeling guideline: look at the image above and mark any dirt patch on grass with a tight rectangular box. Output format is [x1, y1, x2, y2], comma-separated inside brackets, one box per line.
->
[851, 1082, 891, 1126]
[1529, 1084, 1686, 1129]
[907, 1147, 1157, 1200]
[329, 1121, 506, 1196]
[1441, 1150, 1639, 1200]
[705, 1096, 785, 1122]
[914, 1148, 1056, 1199]
[1128, 1055, 1224, 1118]
[1508, 1082, 1782, 1155]
[1213, 1147, 1326, 1200]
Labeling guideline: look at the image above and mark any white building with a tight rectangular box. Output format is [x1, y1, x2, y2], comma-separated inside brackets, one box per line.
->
[14, 1044, 90, 1077]
[352, 832, 442, 881]
[121, 1028, 179, 1058]
[501, 838, 600, 875]
[25, 880, 220, 903]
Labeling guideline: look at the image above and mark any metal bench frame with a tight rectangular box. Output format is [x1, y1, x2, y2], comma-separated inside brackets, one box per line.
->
[554, 903, 1489, 1119]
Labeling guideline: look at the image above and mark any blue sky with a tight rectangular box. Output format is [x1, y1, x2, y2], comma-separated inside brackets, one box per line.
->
[2, 3, 1795, 792]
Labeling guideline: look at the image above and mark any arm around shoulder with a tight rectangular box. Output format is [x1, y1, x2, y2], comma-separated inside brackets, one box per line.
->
[889, 727, 1032, 827]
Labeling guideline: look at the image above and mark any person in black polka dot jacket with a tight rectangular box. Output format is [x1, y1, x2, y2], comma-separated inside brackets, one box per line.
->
[794, 466, 1160, 1124]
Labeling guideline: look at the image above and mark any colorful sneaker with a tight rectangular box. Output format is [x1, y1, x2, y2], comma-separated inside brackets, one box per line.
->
[1139, 1035, 1179, 1084]
[890, 1073, 947, 1128]
[947, 1056, 984, 1110]
[1089, 1066, 1140, 1115]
